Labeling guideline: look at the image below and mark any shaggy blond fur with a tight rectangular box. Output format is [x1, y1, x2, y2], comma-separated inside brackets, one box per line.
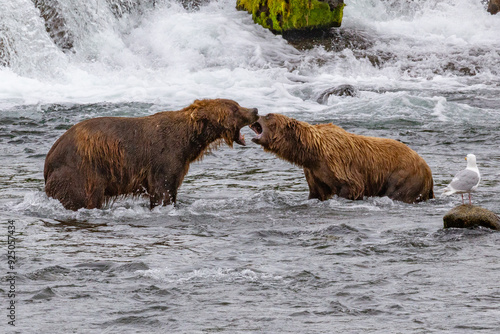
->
[251, 113, 434, 203]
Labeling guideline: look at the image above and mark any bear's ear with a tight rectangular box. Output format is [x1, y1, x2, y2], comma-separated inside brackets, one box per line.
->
[189, 109, 206, 126]
[190, 104, 211, 121]
[190, 106, 228, 126]
[286, 119, 297, 130]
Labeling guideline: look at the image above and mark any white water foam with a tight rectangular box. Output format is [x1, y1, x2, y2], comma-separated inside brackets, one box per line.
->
[1, 0, 498, 111]
[0, 0, 301, 110]
[306, 0, 500, 100]
[139, 266, 284, 284]
[345, 0, 499, 44]
[9, 190, 177, 221]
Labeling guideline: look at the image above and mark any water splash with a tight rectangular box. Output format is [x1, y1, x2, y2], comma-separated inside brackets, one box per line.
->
[1, 0, 497, 109]
[139, 266, 284, 284]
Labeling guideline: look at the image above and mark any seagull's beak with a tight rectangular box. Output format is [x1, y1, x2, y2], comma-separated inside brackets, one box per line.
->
[465, 157, 467, 161]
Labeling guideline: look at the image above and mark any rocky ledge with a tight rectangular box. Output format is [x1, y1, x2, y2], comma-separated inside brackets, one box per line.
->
[236, 0, 344, 35]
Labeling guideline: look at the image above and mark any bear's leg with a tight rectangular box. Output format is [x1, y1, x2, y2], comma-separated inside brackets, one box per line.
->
[46, 167, 107, 210]
[338, 185, 363, 201]
[384, 171, 426, 203]
[83, 175, 106, 210]
[149, 191, 175, 209]
[148, 176, 179, 209]
[382, 173, 404, 202]
[404, 173, 432, 203]
[304, 168, 334, 201]
[45, 166, 87, 211]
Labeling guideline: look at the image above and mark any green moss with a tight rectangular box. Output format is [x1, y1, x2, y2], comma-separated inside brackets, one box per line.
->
[443, 204, 500, 230]
[236, 0, 344, 33]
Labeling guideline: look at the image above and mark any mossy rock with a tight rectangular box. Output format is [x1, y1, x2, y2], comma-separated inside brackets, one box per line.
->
[236, 0, 344, 34]
[443, 204, 500, 230]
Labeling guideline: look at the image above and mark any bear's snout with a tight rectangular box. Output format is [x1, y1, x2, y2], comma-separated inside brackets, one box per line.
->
[246, 108, 259, 123]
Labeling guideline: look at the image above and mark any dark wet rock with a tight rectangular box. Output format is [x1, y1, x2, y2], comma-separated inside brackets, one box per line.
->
[32, 0, 74, 51]
[0, 27, 12, 67]
[488, 0, 500, 14]
[443, 204, 500, 230]
[236, 0, 344, 35]
[177, 0, 210, 11]
[316, 84, 358, 104]
[32, 0, 157, 52]
[286, 26, 375, 53]
[106, 0, 155, 18]
[107, 0, 140, 17]
[441, 61, 478, 77]
[108, 0, 207, 14]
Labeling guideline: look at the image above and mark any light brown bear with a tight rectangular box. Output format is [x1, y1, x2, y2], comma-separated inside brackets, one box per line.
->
[250, 113, 434, 203]
[44, 99, 259, 210]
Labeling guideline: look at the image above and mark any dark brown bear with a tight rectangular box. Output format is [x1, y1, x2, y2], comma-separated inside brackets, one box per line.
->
[44, 99, 259, 210]
[250, 113, 434, 203]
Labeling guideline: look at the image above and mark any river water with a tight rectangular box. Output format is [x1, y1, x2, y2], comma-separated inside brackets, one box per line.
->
[1, 0, 500, 332]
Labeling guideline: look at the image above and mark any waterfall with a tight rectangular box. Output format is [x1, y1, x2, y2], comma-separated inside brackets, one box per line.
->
[0, 0, 156, 76]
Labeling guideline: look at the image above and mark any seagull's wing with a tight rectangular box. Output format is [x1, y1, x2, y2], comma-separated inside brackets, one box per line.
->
[449, 169, 480, 192]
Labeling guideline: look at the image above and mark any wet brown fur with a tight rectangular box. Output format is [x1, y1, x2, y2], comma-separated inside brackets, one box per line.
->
[252, 113, 434, 203]
[44, 99, 258, 210]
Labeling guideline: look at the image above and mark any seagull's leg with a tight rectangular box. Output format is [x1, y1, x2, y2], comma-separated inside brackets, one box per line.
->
[461, 194, 464, 204]
[469, 193, 472, 205]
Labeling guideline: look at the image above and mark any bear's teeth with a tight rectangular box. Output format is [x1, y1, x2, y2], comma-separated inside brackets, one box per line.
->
[236, 132, 246, 145]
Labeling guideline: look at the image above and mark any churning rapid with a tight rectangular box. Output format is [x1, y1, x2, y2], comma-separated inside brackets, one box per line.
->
[1, 0, 500, 332]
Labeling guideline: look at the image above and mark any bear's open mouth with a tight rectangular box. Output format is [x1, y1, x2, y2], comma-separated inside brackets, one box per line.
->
[250, 121, 263, 140]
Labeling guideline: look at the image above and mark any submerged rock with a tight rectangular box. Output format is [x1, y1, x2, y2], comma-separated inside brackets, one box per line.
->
[106, 0, 156, 18]
[31, 0, 157, 54]
[488, 0, 500, 14]
[236, 0, 344, 35]
[33, 0, 74, 52]
[0, 27, 12, 67]
[316, 84, 358, 104]
[443, 204, 500, 230]
[177, 0, 210, 11]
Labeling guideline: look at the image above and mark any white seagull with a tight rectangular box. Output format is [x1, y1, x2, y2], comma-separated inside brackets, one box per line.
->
[443, 154, 480, 205]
